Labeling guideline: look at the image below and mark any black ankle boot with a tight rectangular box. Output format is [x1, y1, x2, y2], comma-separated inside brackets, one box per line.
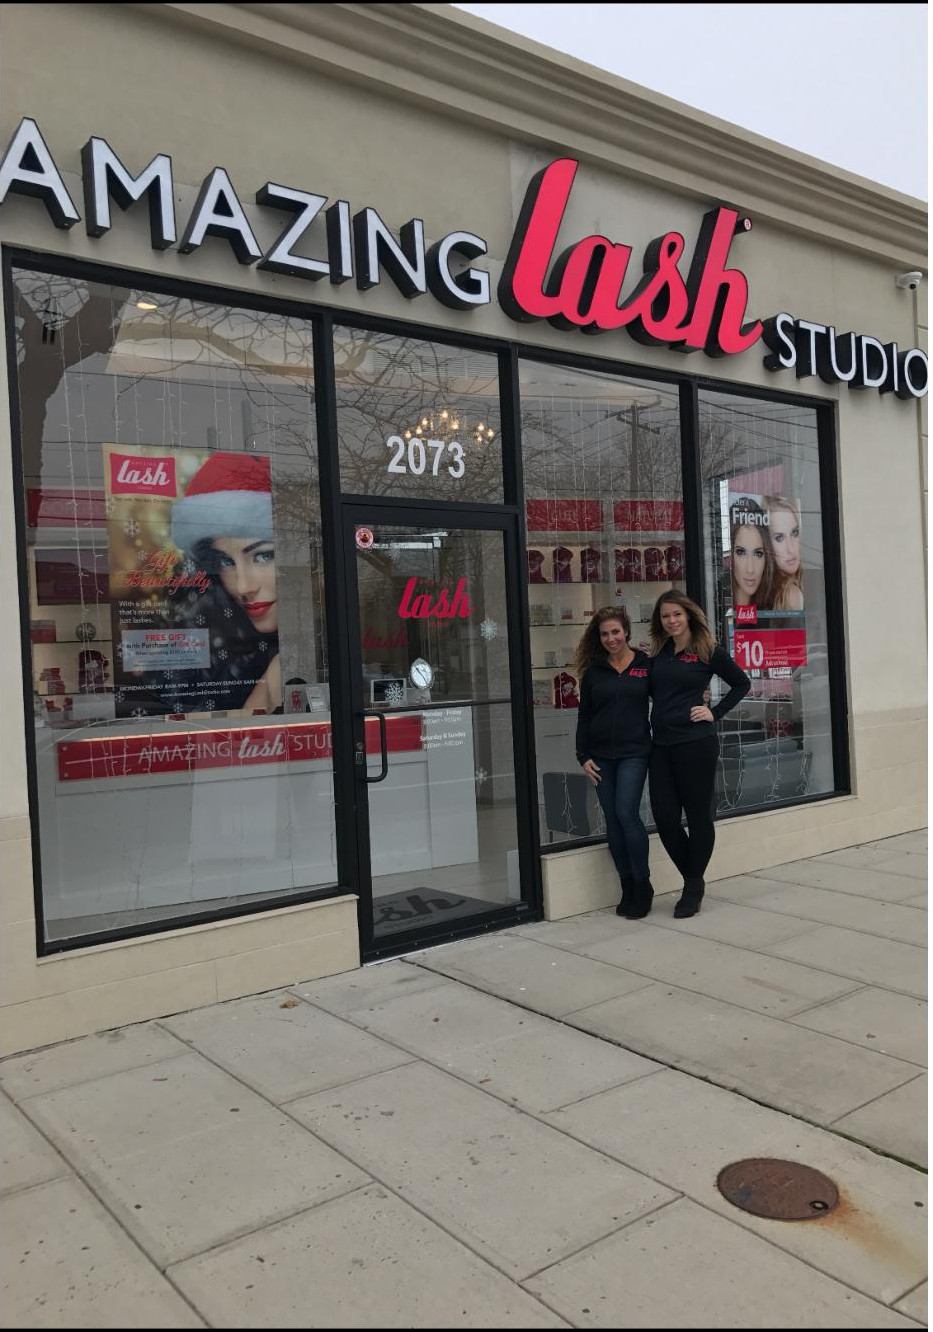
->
[674, 878, 705, 918]
[615, 878, 635, 917]
[624, 879, 654, 919]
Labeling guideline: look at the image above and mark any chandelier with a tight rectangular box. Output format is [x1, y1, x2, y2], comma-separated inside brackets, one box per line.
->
[402, 409, 496, 446]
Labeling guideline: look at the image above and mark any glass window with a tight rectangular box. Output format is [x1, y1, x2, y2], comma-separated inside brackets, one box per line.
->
[334, 327, 503, 500]
[518, 361, 684, 845]
[12, 267, 335, 945]
[698, 390, 835, 813]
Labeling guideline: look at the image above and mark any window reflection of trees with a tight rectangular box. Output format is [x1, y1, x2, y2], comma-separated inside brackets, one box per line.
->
[334, 328, 503, 500]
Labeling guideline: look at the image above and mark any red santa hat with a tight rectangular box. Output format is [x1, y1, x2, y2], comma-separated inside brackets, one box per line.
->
[172, 452, 272, 552]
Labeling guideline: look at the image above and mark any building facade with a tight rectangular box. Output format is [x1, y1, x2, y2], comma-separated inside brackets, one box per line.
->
[0, 3, 926, 1055]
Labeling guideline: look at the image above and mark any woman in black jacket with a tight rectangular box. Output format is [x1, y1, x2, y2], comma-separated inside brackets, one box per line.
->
[575, 606, 654, 920]
[648, 590, 751, 918]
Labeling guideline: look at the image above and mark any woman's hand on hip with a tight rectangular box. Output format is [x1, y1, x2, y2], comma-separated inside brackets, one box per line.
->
[582, 759, 601, 785]
[690, 705, 714, 723]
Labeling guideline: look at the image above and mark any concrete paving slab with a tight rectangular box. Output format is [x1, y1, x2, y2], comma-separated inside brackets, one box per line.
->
[870, 853, 929, 881]
[162, 991, 416, 1103]
[288, 1061, 677, 1281]
[833, 1075, 928, 1169]
[288, 959, 452, 1016]
[524, 1197, 919, 1329]
[764, 927, 927, 998]
[568, 927, 858, 1018]
[23, 1052, 369, 1266]
[0, 1021, 188, 1101]
[903, 893, 928, 910]
[1, 1175, 203, 1328]
[894, 1282, 927, 1324]
[0, 1093, 70, 1196]
[409, 933, 655, 1017]
[817, 845, 927, 878]
[567, 982, 921, 1124]
[169, 1183, 570, 1328]
[506, 913, 637, 950]
[730, 883, 927, 947]
[790, 988, 927, 1067]
[636, 899, 822, 949]
[879, 831, 928, 855]
[752, 860, 922, 902]
[543, 1068, 927, 1306]
[328, 980, 662, 1113]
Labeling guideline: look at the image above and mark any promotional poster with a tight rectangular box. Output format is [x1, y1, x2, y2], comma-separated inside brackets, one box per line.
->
[104, 445, 281, 718]
[724, 489, 807, 674]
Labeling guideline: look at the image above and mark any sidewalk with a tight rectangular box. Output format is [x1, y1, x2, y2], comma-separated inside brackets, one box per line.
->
[1, 831, 927, 1328]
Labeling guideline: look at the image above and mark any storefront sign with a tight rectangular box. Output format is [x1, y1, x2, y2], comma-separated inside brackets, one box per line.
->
[0, 117, 925, 395]
[734, 628, 808, 670]
[763, 314, 928, 400]
[56, 715, 423, 781]
[397, 577, 473, 619]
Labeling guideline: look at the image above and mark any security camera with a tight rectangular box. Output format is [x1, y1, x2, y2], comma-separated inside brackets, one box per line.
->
[896, 271, 924, 291]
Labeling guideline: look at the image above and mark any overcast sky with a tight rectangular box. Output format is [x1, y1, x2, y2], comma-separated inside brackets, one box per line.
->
[455, 3, 928, 200]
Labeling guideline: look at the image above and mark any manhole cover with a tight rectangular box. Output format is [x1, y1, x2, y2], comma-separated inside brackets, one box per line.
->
[717, 1158, 839, 1221]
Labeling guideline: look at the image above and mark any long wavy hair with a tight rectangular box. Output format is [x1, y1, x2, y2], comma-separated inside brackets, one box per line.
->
[729, 498, 774, 609]
[573, 605, 632, 678]
[648, 590, 715, 663]
[764, 494, 804, 611]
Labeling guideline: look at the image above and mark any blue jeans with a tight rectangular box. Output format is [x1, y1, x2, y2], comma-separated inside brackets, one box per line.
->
[594, 756, 650, 883]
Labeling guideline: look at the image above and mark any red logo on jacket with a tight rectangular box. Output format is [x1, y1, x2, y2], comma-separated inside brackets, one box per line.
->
[499, 158, 761, 356]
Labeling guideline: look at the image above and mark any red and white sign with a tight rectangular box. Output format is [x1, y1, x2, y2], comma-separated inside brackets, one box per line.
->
[397, 577, 472, 619]
[735, 605, 758, 625]
[56, 715, 423, 782]
[613, 499, 685, 532]
[734, 629, 807, 671]
[108, 451, 177, 498]
[27, 488, 107, 528]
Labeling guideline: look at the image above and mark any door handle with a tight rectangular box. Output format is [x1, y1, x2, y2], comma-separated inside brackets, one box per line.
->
[361, 710, 389, 783]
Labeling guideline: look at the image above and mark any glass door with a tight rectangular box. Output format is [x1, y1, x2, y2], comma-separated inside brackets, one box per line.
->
[343, 506, 535, 956]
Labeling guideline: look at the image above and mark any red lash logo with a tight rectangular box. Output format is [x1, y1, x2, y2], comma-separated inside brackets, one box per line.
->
[109, 452, 177, 496]
[499, 158, 761, 356]
[736, 605, 758, 624]
[680, 653, 699, 662]
[629, 668, 649, 677]
[397, 577, 473, 620]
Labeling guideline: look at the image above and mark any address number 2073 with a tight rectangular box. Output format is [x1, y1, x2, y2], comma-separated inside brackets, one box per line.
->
[386, 436, 465, 478]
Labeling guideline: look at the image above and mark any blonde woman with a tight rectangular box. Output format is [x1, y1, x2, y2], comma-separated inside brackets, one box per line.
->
[764, 495, 804, 611]
[647, 590, 750, 918]
[574, 606, 653, 919]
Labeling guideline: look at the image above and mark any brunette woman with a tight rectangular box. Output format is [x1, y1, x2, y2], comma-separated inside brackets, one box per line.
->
[648, 590, 750, 918]
[575, 606, 654, 919]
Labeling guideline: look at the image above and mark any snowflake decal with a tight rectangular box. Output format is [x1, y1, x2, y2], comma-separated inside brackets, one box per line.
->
[474, 767, 489, 785]
[217, 649, 228, 661]
[480, 618, 498, 641]
[258, 640, 268, 652]
[114, 643, 124, 659]
[162, 669, 176, 681]
[131, 706, 147, 718]
[182, 558, 196, 575]
[383, 682, 405, 706]
[223, 607, 234, 619]
[105, 496, 116, 517]
[137, 548, 148, 563]
[115, 689, 125, 703]
[123, 519, 140, 537]
[196, 615, 206, 627]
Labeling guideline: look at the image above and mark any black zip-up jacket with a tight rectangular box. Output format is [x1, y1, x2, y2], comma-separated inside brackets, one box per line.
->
[650, 640, 750, 746]
[575, 651, 652, 763]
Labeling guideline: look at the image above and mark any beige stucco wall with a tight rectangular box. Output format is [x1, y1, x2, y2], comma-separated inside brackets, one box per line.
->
[0, 3, 926, 1052]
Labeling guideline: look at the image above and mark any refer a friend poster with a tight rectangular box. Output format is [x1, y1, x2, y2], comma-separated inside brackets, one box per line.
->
[724, 489, 807, 673]
[104, 445, 280, 718]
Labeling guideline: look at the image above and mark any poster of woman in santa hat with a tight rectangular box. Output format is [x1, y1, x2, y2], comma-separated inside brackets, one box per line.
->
[104, 445, 282, 718]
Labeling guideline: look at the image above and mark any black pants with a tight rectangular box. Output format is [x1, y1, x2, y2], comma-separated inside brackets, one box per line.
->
[648, 736, 719, 880]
